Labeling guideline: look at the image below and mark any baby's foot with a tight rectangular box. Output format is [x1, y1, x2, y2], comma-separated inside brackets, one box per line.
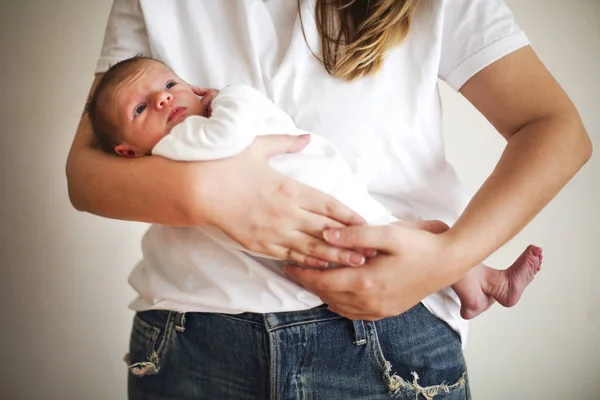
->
[486, 245, 543, 308]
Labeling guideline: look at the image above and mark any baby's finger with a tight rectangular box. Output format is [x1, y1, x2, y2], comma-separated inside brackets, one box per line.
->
[191, 86, 210, 96]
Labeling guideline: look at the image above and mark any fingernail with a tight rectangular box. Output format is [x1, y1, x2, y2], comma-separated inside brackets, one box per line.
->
[323, 229, 340, 242]
[349, 253, 365, 266]
[364, 249, 377, 257]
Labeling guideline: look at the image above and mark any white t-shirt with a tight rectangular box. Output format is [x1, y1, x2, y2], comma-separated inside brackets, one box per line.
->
[96, 0, 529, 344]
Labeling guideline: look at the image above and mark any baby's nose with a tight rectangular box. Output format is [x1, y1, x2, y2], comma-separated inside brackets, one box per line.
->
[154, 91, 173, 109]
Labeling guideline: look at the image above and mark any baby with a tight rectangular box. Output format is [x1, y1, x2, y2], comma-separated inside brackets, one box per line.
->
[86, 56, 543, 319]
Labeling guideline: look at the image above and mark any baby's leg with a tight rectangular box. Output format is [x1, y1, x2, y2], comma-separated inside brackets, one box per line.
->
[452, 245, 543, 320]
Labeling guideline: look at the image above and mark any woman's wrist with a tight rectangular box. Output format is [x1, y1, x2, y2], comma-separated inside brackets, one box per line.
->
[438, 228, 483, 278]
[183, 161, 220, 227]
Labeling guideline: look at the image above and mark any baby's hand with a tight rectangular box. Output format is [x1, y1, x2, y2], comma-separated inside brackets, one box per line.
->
[192, 86, 219, 117]
[191, 86, 215, 96]
[203, 90, 219, 117]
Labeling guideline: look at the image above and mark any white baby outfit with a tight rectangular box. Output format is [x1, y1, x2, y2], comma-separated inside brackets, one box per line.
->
[152, 84, 395, 257]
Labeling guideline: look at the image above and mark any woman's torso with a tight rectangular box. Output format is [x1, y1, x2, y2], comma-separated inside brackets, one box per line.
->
[123, 0, 471, 341]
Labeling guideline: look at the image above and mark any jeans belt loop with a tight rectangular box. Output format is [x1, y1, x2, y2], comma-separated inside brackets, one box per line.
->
[174, 312, 186, 332]
[352, 320, 367, 346]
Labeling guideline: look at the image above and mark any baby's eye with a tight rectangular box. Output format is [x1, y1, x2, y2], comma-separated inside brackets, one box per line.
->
[134, 104, 146, 117]
[166, 81, 177, 89]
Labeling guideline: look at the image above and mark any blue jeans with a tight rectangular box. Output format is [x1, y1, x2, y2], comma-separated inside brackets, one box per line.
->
[127, 303, 470, 399]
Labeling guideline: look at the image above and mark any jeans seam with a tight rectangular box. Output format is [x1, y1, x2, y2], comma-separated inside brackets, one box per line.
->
[364, 321, 387, 372]
[214, 314, 265, 327]
[126, 311, 177, 378]
[153, 311, 178, 364]
[133, 314, 160, 337]
[266, 316, 344, 332]
[268, 330, 277, 400]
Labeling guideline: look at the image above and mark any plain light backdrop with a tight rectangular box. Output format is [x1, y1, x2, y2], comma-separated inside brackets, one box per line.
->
[0, 1, 598, 399]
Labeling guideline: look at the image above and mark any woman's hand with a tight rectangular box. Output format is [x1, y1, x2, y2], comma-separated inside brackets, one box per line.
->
[194, 134, 369, 267]
[283, 220, 465, 320]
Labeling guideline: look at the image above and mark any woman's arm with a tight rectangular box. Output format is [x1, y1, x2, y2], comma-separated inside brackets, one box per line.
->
[66, 75, 368, 267]
[284, 46, 592, 320]
[446, 45, 592, 271]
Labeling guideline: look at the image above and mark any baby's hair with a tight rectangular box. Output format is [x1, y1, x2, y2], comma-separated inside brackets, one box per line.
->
[84, 54, 161, 154]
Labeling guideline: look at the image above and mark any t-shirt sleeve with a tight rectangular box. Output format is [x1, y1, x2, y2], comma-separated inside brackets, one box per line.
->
[95, 0, 151, 74]
[438, 0, 530, 91]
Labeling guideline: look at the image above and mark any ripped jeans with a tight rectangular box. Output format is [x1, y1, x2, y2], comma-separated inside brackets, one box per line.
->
[126, 303, 470, 399]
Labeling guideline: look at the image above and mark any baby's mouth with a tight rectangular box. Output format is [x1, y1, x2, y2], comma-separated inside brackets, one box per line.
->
[167, 106, 187, 123]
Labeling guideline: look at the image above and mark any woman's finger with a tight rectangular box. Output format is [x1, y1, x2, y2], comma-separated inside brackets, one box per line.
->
[355, 247, 377, 258]
[320, 293, 385, 320]
[300, 188, 367, 227]
[329, 308, 385, 321]
[326, 306, 375, 321]
[296, 211, 347, 237]
[286, 265, 403, 320]
[322, 294, 393, 321]
[322, 225, 397, 252]
[287, 232, 367, 267]
[278, 247, 328, 268]
[284, 262, 364, 292]
[392, 219, 449, 233]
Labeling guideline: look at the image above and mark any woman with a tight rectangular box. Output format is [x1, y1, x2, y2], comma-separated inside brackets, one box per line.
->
[66, 0, 591, 398]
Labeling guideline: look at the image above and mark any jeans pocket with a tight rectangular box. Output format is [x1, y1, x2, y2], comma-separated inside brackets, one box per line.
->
[364, 306, 470, 399]
[125, 310, 179, 378]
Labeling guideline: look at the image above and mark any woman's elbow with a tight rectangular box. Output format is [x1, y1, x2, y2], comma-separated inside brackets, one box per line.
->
[67, 183, 87, 212]
[581, 128, 593, 164]
[65, 153, 89, 212]
[570, 115, 593, 167]
[545, 107, 594, 169]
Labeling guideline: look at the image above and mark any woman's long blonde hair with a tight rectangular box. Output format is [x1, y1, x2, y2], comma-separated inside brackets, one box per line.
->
[299, 0, 421, 80]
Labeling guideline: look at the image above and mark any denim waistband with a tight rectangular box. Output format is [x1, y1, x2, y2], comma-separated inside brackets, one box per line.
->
[130, 303, 469, 399]
[212, 304, 345, 332]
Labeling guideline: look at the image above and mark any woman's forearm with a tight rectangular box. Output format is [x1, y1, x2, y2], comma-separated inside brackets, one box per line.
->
[445, 112, 592, 272]
[66, 114, 206, 226]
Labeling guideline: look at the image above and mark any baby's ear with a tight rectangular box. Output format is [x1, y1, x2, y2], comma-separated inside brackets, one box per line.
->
[114, 144, 143, 158]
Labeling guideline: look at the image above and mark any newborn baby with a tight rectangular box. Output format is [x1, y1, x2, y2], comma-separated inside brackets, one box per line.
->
[86, 56, 542, 319]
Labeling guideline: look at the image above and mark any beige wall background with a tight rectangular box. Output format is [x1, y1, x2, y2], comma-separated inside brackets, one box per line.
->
[0, 1, 598, 399]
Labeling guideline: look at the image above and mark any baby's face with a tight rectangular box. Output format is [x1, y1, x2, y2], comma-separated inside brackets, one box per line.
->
[106, 60, 207, 156]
